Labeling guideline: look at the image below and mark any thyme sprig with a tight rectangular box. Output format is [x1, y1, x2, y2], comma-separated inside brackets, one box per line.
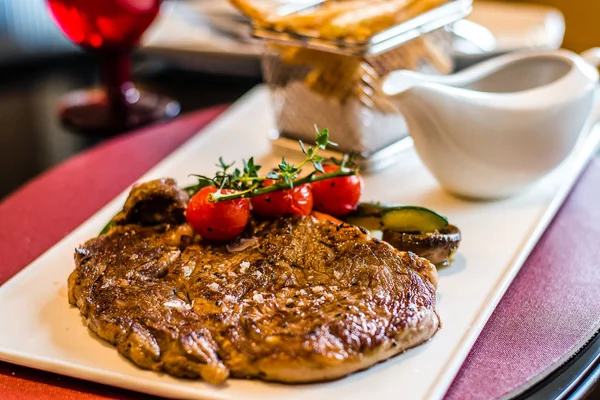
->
[183, 156, 263, 198]
[185, 127, 357, 202]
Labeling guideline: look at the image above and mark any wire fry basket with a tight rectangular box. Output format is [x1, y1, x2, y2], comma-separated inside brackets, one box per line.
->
[254, 0, 472, 171]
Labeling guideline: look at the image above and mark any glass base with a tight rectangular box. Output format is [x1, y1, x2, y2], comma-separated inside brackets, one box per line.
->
[58, 87, 181, 135]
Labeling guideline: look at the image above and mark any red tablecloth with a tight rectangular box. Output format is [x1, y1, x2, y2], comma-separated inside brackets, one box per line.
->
[1, 105, 599, 400]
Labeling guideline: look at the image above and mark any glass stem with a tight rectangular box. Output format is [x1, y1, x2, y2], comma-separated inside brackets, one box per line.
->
[99, 51, 133, 127]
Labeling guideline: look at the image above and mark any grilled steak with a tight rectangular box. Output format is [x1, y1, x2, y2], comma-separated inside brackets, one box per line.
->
[68, 179, 440, 384]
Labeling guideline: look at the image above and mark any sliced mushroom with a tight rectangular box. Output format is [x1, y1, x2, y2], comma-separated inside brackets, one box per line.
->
[382, 225, 461, 267]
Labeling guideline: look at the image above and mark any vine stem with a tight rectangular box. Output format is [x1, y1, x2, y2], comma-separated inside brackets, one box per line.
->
[208, 167, 356, 202]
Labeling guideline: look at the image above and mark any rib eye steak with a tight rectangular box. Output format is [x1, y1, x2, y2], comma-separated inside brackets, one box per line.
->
[68, 178, 440, 384]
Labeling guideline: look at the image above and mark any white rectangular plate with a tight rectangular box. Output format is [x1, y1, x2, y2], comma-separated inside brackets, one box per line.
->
[1, 87, 599, 400]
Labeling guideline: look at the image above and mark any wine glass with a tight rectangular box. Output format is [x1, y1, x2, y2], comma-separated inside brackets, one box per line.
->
[46, 0, 180, 134]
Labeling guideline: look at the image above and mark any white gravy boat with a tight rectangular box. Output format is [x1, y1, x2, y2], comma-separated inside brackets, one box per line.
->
[382, 48, 600, 199]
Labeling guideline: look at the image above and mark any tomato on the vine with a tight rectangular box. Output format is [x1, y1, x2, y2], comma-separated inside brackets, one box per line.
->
[186, 186, 250, 242]
[311, 165, 362, 217]
[251, 180, 313, 217]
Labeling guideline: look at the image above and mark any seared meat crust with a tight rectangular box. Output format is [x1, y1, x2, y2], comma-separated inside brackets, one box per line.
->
[68, 180, 440, 384]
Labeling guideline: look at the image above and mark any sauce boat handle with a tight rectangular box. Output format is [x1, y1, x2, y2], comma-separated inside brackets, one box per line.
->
[579, 49, 600, 123]
[580, 48, 600, 67]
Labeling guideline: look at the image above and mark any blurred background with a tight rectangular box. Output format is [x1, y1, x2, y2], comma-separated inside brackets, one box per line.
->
[0, 0, 591, 65]
[504, 0, 600, 52]
[0, 0, 591, 199]
[0, 0, 582, 71]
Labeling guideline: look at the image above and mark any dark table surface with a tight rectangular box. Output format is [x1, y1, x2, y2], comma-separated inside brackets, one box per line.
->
[0, 52, 260, 201]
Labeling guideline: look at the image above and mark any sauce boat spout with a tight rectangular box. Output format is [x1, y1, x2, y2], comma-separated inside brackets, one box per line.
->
[382, 68, 474, 98]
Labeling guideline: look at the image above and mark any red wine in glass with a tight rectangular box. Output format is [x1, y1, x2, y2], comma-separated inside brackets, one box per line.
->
[47, 0, 180, 134]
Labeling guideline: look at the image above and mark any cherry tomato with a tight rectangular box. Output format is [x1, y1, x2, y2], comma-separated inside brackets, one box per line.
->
[311, 165, 363, 217]
[251, 180, 313, 217]
[186, 186, 250, 242]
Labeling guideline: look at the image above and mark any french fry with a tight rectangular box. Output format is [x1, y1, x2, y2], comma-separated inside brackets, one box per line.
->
[419, 37, 453, 74]
[304, 55, 361, 101]
[228, 0, 272, 25]
[229, 0, 450, 40]
[274, 44, 361, 101]
[319, 0, 415, 40]
[271, 1, 372, 32]
[403, 0, 450, 20]
[366, 42, 421, 76]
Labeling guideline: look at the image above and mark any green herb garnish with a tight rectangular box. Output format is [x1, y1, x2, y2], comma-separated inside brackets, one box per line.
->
[186, 126, 357, 202]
